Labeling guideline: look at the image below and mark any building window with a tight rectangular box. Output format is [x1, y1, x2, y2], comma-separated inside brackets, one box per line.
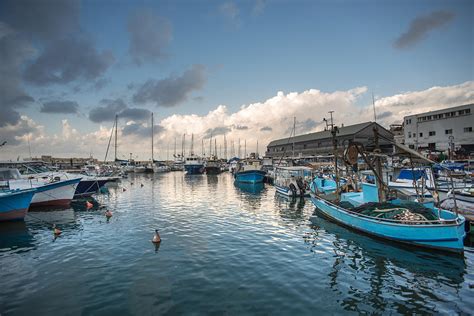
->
[466, 109, 471, 114]
[464, 127, 473, 133]
[409, 145, 415, 149]
[303, 144, 307, 149]
[419, 132, 423, 137]
[406, 119, 411, 124]
[428, 143, 436, 150]
[408, 132, 411, 138]
[459, 110, 465, 115]
[445, 129, 453, 135]
[429, 131, 436, 136]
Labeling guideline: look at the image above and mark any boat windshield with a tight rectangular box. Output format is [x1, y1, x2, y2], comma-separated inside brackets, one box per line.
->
[0, 169, 22, 180]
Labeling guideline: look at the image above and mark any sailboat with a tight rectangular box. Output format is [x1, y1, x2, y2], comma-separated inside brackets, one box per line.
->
[310, 116, 465, 253]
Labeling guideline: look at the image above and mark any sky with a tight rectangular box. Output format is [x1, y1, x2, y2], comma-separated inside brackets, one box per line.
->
[0, 0, 472, 161]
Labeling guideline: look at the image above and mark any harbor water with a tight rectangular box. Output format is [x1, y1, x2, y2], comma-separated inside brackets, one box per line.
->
[1, 172, 473, 314]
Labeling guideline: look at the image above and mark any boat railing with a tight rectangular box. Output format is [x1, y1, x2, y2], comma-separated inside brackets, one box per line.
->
[312, 193, 463, 226]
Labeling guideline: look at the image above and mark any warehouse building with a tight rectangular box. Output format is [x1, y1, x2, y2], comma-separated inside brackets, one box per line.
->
[403, 103, 474, 155]
[265, 122, 394, 158]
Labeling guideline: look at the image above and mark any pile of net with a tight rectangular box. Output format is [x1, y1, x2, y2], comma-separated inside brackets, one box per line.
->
[339, 201, 439, 222]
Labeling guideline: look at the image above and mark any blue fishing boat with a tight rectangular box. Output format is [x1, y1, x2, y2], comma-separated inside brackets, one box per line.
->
[310, 182, 466, 253]
[234, 159, 266, 184]
[310, 119, 466, 253]
[184, 155, 205, 174]
[0, 189, 36, 222]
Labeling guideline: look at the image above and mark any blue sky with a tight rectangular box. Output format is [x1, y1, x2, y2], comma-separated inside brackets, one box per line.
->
[0, 0, 472, 159]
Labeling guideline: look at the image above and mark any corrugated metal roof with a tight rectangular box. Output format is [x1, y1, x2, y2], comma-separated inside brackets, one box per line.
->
[267, 122, 374, 147]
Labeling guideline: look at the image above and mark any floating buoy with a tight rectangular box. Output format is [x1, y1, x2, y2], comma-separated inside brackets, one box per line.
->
[122, 188, 127, 192]
[105, 210, 112, 218]
[53, 224, 61, 236]
[141, 183, 144, 187]
[152, 229, 161, 244]
[131, 182, 134, 185]
[86, 201, 93, 209]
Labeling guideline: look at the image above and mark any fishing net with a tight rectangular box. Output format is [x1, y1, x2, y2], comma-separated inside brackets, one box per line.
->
[339, 201, 439, 222]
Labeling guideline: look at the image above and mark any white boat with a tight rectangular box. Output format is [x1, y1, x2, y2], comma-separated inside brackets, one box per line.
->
[134, 165, 147, 173]
[274, 166, 314, 197]
[0, 168, 81, 207]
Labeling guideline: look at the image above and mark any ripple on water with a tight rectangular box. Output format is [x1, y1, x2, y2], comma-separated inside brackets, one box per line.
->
[0, 172, 473, 315]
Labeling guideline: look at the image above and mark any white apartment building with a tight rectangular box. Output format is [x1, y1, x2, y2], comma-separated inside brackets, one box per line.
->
[403, 103, 474, 154]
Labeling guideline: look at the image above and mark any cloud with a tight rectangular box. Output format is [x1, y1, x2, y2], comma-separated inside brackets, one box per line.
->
[133, 64, 207, 107]
[373, 81, 474, 123]
[297, 119, 318, 133]
[394, 10, 455, 49]
[93, 78, 109, 91]
[376, 111, 392, 120]
[89, 98, 151, 123]
[127, 9, 172, 65]
[252, 0, 266, 16]
[2, 82, 473, 161]
[0, 25, 35, 127]
[219, 1, 240, 27]
[203, 126, 232, 139]
[0, 0, 80, 41]
[122, 122, 164, 137]
[89, 99, 127, 123]
[0, 116, 42, 146]
[40, 100, 79, 114]
[119, 107, 151, 121]
[23, 36, 114, 85]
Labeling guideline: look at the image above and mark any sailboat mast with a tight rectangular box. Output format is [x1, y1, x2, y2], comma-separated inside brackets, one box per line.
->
[244, 140, 247, 158]
[114, 114, 118, 161]
[151, 113, 154, 162]
[224, 134, 227, 160]
[191, 134, 194, 156]
[292, 116, 296, 158]
[214, 139, 217, 157]
[256, 140, 259, 158]
[209, 135, 212, 158]
[174, 137, 177, 157]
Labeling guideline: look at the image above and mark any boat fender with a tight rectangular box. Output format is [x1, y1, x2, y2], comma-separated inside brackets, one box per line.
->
[86, 201, 93, 209]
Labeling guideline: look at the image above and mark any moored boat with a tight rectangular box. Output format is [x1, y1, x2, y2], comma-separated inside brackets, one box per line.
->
[274, 166, 314, 197]
[184, 155, 205, 174]
[1, 168, 81, 207]
[0, 189, 36, 222]
[234, 159, 266, 184]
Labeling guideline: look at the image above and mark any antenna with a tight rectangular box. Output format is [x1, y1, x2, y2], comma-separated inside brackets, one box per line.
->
[372, 92, 377, 122]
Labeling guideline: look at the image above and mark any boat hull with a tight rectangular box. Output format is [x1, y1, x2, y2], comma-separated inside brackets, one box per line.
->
[310, 194, 466, 253]
[185, 164, 205, 175]
[30, 178, 80, 207]
[234, 170, 266, 184]
[74, 179, 109, 198]
[0, 189, 36, 222]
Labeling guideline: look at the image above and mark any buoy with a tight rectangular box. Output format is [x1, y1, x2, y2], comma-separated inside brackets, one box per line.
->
[152, 229, 161, 244]
[122, 188, 127, 192]
[86, 201, 93, 209]
[131, 182, 134, 185]
[105, 210, 112, 218]
[141, 183, 144, 187]
[53, 224, 61, 236]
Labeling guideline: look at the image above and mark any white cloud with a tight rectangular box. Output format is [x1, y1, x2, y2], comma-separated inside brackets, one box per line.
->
[1, 81, 473, 160]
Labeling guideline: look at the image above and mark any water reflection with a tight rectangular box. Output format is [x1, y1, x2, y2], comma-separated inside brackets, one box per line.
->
[275, 195, 306, 223]
[234, 182, 264, 195]
[0, 221, 35, 253]
[308, 214, 467, 314]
